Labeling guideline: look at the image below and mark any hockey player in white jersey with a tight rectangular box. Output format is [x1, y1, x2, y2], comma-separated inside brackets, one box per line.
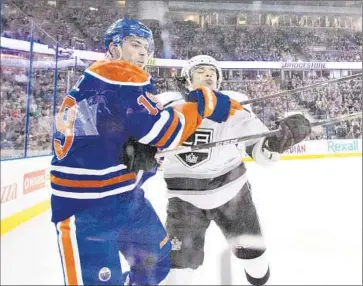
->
[156, 55, 312, 285]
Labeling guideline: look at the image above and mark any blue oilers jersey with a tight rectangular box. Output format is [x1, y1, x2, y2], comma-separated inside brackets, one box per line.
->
[50, 60, 201, 223]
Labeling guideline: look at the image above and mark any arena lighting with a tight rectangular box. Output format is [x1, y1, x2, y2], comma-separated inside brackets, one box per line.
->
[185, 15, 195, 21]
[118, 0, 126, 7]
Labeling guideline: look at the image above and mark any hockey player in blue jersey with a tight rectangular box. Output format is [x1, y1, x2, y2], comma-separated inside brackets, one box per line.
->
[50, 19, 243, 285]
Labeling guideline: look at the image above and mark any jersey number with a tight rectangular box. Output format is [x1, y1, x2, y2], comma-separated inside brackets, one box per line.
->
[54, 96, 77, 160]
[137, 92, 163, 115]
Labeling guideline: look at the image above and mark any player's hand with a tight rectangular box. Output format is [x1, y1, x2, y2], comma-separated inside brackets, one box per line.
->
[264, 114, 311, 153]
[122, 138, 158, 172]
[186, 87, 243, 123]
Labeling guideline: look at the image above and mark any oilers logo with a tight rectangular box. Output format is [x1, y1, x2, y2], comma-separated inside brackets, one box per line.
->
[176, 128, 213, 168]
[98, 267, 111, 282]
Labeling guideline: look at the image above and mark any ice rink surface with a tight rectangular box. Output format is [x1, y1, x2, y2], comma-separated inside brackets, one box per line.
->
[1, 157, 362, 285]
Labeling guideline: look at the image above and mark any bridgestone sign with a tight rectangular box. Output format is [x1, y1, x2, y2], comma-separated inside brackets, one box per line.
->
[281, 62, 327, 69]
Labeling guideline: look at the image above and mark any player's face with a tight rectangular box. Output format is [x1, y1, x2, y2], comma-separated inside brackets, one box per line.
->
[121, 36, 149, 68]
[191, 65, 218, 90]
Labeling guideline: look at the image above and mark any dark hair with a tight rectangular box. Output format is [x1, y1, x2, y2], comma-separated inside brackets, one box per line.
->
[174, 75, 188, 95]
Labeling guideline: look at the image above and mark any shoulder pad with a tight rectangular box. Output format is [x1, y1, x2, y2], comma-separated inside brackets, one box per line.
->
[220, 90, 252, 112]
[220, 90, 249, 102]
[156, 91, 184, 106]
[86, 60, 151, 85]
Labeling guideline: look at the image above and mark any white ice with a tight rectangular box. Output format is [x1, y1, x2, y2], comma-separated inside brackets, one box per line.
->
[1, 157, 362, 285]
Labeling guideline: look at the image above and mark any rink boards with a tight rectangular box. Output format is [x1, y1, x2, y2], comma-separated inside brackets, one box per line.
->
[1, 139, 361, 235]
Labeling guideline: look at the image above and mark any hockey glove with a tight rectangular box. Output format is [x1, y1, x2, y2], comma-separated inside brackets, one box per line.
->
[264, 114, 311, 154]
[186, 87, 243, 123]
[122, 138, 158, 173]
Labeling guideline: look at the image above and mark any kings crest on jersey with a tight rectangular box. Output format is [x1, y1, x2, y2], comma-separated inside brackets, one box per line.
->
[176, 128, 214, 167]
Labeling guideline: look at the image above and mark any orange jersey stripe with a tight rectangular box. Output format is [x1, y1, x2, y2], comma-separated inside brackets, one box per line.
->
[198, 87, 217, 117]
[173, 102, 203, 145]
[229, 98, 244, 118]
[51, 173, 136, 188]
[155, 110, 179, 147]
[59, 218, 78, 285]
[159, 235, 169, 249]
[88, 60, 149, 83]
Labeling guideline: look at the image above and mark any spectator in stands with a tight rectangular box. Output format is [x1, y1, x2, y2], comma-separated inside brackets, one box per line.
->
[2, 1, 362, 61]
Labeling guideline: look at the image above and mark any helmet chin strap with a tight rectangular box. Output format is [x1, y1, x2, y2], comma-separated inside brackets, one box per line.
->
[105, 49, 113, 59]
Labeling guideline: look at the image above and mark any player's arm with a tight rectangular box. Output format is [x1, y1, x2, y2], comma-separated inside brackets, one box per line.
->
[225, 91, 311, 166]
[155, 91, 184, 109]
[129, 98, 201, 151]
[228, 101, 280, 166]
[244, 114, 311, 166]
[123, 100, 200, 172]
[125, 87, 242, 172]
[129, 87, 242, 149]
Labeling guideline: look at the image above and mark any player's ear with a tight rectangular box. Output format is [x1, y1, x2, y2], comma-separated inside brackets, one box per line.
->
[108, 43, 122, 60]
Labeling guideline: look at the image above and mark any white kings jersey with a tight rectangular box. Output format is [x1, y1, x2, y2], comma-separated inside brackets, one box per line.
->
[156, 90, 270, 209]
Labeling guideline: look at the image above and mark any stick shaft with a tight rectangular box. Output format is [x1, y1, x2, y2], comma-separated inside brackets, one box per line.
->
[156, 112, 362, 158]
[240, 73, 362, 105]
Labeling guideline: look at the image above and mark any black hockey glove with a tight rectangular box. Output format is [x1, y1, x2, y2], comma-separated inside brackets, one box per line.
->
[264, 114, 311, 154]
[122, 138, 158, 173]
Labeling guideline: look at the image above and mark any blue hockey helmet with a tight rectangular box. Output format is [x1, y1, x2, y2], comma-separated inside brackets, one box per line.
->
[104, 19, 154, 56]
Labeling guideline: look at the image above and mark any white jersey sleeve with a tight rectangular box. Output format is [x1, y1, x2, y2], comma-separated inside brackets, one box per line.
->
[155, 91, 184, 107]
[220, 90, 269, 146]
[221, 90, 280, 166]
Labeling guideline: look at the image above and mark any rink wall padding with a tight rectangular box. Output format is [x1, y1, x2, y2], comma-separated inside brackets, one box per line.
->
[1, 156, 52, 235]
[243, 151, 362, 162]
[1, 139, 361, 235]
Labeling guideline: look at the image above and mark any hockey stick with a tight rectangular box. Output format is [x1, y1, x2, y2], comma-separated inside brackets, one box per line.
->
[162, 74, 361, 108]
[155, 112, 362, 158]
[239, 73, 362, 105]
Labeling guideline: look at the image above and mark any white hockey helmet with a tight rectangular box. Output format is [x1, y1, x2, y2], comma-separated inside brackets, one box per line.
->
[181, 55, 222, 91]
